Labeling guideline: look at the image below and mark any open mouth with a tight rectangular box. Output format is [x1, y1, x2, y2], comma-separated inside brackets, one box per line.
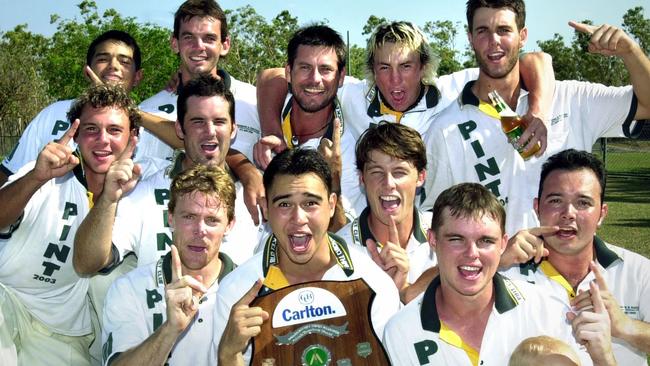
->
[304, 87, 325, 95]
[380, 195, 401, 211]
[487, 51, 505, 62]
[389, 90, 406, 105]
[201, 143, 218, 153]
[93, 150, 112, 161]
[458, 265, 482, 280]
[556, 227, 578, 239]
[289, 233, 312, 253]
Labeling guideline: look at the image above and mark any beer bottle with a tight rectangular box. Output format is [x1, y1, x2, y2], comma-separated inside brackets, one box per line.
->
[488, 90, 540, 159]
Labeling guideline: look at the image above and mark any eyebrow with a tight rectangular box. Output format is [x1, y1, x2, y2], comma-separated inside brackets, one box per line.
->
[271, 192, 323, 204]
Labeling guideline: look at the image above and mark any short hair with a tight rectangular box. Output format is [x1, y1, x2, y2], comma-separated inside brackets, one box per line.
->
[176, 74, 235, 132]
[355, 122, 426, 173]
[67, 84, 140, 132]
[173, 0, 228, 41]
[538, 149, 607, 203]
[509, 336, 580, 366]
[168, 164, 236, 223]
[431, 183, 506, 235]
[366, 21, 438, 86]
[287, 24, 347, 72]
[263, 149, 332, 195]
[466, 0, 526, 31]
[86, 30, 142, 70]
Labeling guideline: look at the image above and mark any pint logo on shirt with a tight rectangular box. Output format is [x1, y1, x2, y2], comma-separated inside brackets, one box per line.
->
[414, 339, 439, 364]
[457, 120, 508, 205]
[272, 287, 346, 328]
[34, 201, 76, 284]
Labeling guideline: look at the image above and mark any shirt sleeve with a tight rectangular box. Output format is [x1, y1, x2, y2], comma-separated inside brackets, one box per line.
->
[435, 68, 479, 112]
[2, 103, 74, 176]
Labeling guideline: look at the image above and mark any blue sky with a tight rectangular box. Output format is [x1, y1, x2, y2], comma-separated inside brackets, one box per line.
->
[0, 0, 647, 52]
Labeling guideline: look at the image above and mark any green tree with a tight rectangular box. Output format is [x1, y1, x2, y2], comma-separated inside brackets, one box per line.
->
[538, 7, 648, 85]
[221, 6, 299, 84]
[0, 30, 53, 157]
[44, 0, 176, 102]
[622, 6, 650, 53]
[347, 44, 367, 80]
[362, 15, 388, 38]
[537, 34, 580, 81]
[423, 20, 463, 75]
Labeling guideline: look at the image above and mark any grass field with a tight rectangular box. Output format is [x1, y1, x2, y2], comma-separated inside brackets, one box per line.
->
[592, 144, 650, 260]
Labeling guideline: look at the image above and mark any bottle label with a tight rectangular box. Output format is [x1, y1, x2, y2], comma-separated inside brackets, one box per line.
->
[504, 125, 539, 159]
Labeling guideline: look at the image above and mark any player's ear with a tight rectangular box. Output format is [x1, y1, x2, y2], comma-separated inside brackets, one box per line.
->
[597, 203, 608, 227]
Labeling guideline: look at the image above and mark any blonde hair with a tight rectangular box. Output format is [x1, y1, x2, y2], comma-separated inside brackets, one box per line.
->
[509, 336, 581, 366]
[169, 164, 236, 222]
[365, 21, 439, 86]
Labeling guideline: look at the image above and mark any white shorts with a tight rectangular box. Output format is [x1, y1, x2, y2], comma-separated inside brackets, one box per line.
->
[0, 283, 93, 366]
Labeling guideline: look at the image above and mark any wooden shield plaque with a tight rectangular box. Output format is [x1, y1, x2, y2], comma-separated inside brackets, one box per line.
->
[250, 278, 390, 366]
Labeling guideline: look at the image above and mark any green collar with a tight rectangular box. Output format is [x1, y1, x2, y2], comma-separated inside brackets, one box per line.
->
[159, 250, 235, 286]
[355, 206, 427, 247]
[518, 235, 622, 274]
[593, 236, 621, 268]
[366, 83, 440, 117]
[420, 273, 521, 332]
[261, 232, 355, 279]
[459, 80, 480, 108]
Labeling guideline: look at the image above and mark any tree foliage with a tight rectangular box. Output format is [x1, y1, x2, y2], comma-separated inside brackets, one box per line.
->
[1, 2, 647, 157]
[538, 7, 649, 85]
[220, 6, 299, 84]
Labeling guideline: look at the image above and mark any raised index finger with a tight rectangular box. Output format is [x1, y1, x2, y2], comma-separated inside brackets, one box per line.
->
[331, 118, 341, 150]
[388, 216, 399, 246]
[171, 244, 183, 282]
[58, 119, 80, 146]
[590, 261, 609, 292]
[528, 225, 560, 237]
[84, 65, 103, 86]
[569, 21, 597, 35]
[118, 134, 138, 161]
[235, 279, 263, 307]
[589, 281, 606, 315]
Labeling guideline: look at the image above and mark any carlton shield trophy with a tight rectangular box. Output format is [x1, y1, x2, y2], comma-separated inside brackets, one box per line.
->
[250, 278, 390, 366]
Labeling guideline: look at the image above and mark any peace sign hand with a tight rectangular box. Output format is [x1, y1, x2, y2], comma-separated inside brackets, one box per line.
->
[33, 119, 80, 182]
[366, 216, 410, 291]
[165, 245, 208, 335]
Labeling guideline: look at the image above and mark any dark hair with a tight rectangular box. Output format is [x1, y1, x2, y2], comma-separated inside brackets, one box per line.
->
[431, 183, 506, 235]
[67, 84, 140, 132]
[177, 74, 235, 132]
[355, 122, 426, 172]
[263, 149, 332, 195]
[538, 149, 606, 203]
[173, 0, 228, 41]
[287, 24, 346, 71]
[86, 30, 142, 70]
[466, 0, 526, 31]
[169, 164, 236, 222]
